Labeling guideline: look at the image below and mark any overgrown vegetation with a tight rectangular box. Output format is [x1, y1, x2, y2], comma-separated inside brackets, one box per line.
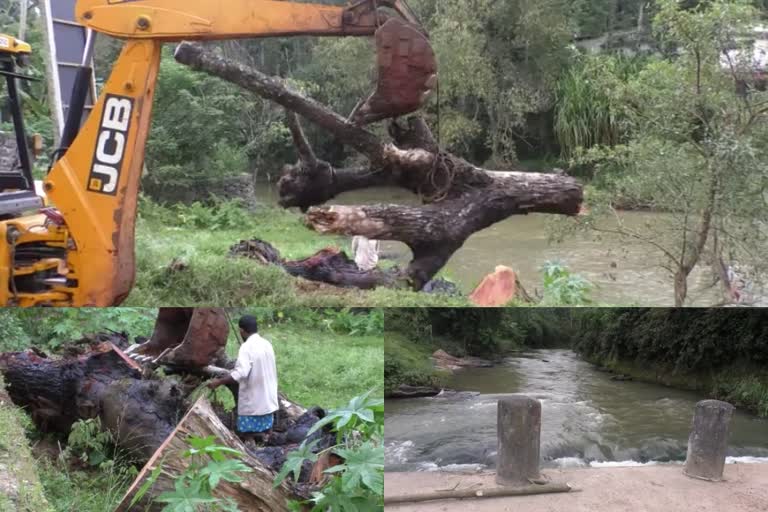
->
[4, 0, 766, 304]
[275, 390, 384, 511]
[384, 308, 578, 393]
[572, 308, 768, 416]
[561, 0, 768, 305]
[0, 376, 52, 512]
[0, 308, 384, 511]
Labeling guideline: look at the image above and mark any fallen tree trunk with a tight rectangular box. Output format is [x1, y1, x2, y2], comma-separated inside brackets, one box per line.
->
[116, 398, 298, 512]
[1, 341, 338, 511]
[174, 43, 584, 291]
[0, 340, 187, 460]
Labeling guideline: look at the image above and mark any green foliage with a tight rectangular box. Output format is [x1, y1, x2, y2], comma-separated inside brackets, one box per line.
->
[572, 308, 768, 416]
[307, 389, 384, 443]
[274, 389, 384, 512]
[136, 435, 251, 512]
[0, 308, 155, 352]
[561, 0, 768, 305]
[540, 260, 593, 305]
[143, 50, 257, 198]
[555, 55, 641, 160]
[273, 439, 320, 487]
[37, 458, 137, 512]
[63, 419, 114, 468]
[573, 308, 768, 371]
[0, 375, 53, 512]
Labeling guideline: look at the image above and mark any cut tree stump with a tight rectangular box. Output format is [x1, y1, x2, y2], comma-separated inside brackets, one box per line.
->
[469, 266, 533, 306]
[116, 397, 298, 512]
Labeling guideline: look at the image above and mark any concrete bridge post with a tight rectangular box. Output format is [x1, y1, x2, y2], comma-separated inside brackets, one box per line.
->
[496, 395, 542, 486]
[683, 399, 734, 481]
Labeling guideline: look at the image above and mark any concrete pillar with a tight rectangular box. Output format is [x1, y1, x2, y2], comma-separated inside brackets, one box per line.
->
[496, 395, 541, 486]
[683, 399, 734, 481]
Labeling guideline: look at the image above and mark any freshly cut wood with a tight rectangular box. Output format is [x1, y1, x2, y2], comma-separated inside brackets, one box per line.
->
[175, 43, 584, 291]
[469, 266, 533, 306]
[116, 398, 298, 512]
[383, 482, 574, 505]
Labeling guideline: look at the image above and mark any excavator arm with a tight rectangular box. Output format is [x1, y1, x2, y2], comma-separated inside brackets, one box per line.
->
[0, 0, 437, 306]
[76, 0, 412, 40]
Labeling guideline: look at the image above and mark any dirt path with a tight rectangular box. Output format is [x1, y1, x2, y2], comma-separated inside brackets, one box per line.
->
[385, 464, 768, 511]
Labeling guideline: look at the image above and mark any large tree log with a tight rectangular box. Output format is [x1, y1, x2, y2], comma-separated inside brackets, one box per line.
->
[116, 398, 298, 512]
[2, 340, 334, 510]
[0, 340, 186, 459]
[174, 42, 584, 291]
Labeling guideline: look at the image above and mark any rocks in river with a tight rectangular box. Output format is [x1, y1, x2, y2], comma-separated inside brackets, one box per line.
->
[432, 349, 493, 371]
[388, 384, 442, 398]
[433, 389, 480, 400]
[610, 374, 634, 382]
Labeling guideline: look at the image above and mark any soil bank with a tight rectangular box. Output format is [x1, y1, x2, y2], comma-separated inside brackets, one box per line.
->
[384, 464, 768, 511]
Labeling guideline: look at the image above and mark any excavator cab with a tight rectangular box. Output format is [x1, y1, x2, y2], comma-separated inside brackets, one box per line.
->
[0, 35, 44, 219]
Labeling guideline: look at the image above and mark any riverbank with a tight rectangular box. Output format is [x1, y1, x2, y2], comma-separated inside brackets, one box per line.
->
[127, 201, 468, 307]
[384, 464, 768, 511]
[583, 357, 768, 418]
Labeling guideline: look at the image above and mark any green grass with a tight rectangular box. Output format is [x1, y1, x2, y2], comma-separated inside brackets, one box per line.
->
[36, 461, 136, 512]
[126, 203, 469, 307]
[1, 312, 384, 511]
[0, 377, 53, 512]
[220, 323, 384, 409]
[384, 331, 446, 395]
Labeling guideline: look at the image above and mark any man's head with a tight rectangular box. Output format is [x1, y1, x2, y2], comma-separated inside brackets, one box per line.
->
[238, 315, 259, 339]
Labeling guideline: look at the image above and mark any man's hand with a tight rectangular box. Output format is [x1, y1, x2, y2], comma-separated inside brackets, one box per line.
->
[207, 374, 236, 390]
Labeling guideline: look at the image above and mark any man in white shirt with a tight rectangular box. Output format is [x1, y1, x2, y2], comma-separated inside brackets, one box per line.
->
[207, 315, 279, 444]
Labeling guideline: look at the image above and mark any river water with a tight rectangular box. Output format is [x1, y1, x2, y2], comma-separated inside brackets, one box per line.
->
[255, 184, 764, 306]
[384, 350, 768, 472]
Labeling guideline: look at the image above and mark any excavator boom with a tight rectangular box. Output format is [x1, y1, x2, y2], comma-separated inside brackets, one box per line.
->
[0, 0, 437, 306]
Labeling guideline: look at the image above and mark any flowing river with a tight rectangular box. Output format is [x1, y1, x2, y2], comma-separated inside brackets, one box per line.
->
[384, 349, 768, 472]
[255, 184, 765, 306]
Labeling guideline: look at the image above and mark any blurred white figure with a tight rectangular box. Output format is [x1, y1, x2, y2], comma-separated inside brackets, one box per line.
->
[352, 235, 380, 271]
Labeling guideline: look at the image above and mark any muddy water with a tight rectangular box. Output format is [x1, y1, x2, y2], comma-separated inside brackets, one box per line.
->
[384, 350, 768, 472]
[255, 184, 763, 306]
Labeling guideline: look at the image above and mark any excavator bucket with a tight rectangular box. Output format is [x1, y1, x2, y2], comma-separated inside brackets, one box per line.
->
[137, 308, 229, 367]
[351, 18, 438, 125]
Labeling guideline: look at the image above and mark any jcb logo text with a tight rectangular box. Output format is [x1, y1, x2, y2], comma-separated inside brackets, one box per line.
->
[87, 95, 133, 195]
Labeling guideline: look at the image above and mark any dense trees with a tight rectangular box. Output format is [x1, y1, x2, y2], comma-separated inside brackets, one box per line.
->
[385, 308, 576, 357]
[573, 308, 768, 371]
[2, 0, 767, 302]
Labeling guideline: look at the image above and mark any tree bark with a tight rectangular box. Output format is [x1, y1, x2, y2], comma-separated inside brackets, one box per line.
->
[175, 42, 584, 291]
[0, 340, 186, 460]
[2, 341, 330, 511]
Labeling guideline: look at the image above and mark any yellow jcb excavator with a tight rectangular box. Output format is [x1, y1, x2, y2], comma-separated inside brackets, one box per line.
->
[0, 0, 437, 306]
